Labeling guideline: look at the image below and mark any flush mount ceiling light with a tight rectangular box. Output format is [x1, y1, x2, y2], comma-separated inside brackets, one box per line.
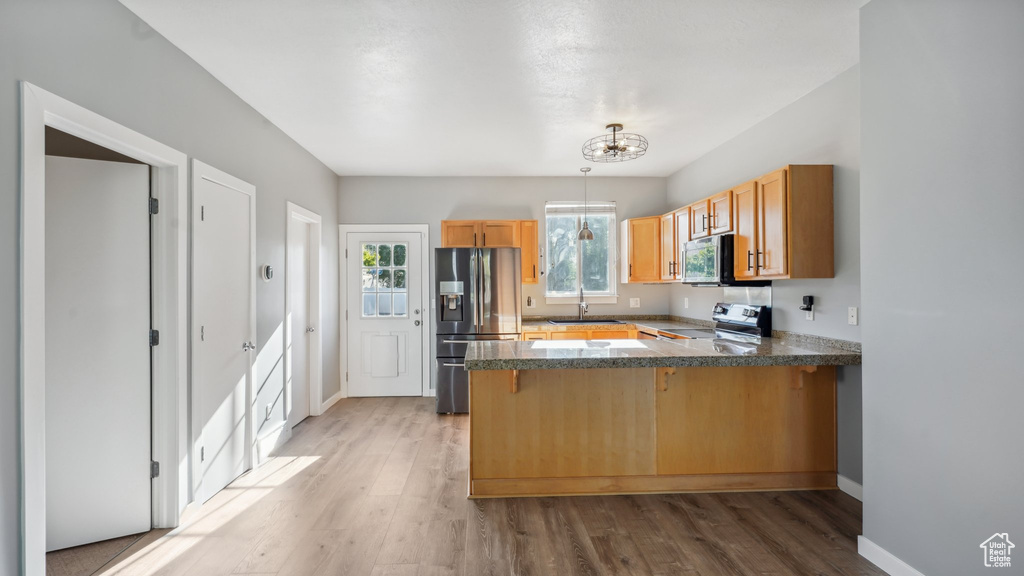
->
[578, 167, 594, 241]
[582, 123, 648, 163]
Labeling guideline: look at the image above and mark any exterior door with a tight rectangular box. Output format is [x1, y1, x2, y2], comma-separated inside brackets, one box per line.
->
[44, 156, 151, 551]
[757, 169, 789, 276]
[733, 179, 759, 279]
[192, 160, 255, 504]
[287, 218, 311, 428]
[347, 232, 424, 396]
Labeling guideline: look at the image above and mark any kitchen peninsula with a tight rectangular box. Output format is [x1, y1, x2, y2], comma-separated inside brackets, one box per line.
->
[463, 333, 859, 498]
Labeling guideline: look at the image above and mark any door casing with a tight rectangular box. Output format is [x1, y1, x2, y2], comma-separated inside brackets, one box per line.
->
[339, 224, 431, 398]
[19, 82, 189, 575]
[286, 202, 323, 419]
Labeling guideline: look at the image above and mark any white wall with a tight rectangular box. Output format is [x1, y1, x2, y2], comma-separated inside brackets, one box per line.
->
[664, 65, 863, 483]
[1, 1, 340, 569]
[338, 176, 672, 389]
[861, 1, 1024, 574]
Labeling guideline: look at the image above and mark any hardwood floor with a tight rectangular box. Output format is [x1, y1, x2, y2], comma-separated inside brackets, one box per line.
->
[91, 397, 882, 576]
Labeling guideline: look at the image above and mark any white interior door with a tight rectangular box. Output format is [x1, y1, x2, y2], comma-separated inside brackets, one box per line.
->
[287, 219, 310, 428]
[44, 156, 151, 551]
[347, 232, 424, 397]
[192, 161, 255, 504]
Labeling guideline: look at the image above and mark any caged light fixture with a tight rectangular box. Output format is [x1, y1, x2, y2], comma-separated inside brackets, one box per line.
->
[582, 123, 648, 163]
[578, 167, 594, 241]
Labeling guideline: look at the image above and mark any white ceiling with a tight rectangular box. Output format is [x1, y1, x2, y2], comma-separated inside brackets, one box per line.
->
[119, 0, 864, 177]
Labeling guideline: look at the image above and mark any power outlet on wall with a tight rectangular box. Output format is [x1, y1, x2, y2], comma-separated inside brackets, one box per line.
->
[526, 296, 536, 308]
[684, 297, 689, 309]
[805, 310, 814, 321]
[848, 307, 859, 325]
[629, 298, 641, 308]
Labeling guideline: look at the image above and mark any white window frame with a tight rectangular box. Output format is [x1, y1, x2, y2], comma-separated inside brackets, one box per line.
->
[544, 201, 618, 304]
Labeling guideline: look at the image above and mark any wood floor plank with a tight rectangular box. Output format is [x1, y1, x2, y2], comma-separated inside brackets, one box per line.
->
[50, 398, 881, 576]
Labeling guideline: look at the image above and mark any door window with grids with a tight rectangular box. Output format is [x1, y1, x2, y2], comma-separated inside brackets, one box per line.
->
[361, 243, 408, 317]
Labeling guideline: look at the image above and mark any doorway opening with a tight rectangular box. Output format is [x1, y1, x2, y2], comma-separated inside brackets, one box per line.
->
[286, 203, 323, 429]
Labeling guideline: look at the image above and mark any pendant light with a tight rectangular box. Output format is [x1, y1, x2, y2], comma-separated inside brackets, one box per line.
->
[578, 167, 594, 241]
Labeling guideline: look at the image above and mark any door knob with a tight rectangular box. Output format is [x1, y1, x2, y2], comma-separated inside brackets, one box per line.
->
[306, 326, 316, 333]
[242, 341, 256, 351]
[414, 320, 421, 326]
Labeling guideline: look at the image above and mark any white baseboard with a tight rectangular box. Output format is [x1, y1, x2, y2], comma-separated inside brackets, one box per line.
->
[858, 536, 927, 576]
[320, 390, 343, 413]
[837, 474, 863, 501]
[255, 423, 292, 463]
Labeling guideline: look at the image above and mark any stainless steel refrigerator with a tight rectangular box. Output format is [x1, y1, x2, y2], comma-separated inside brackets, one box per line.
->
[435, 247, 521, 413]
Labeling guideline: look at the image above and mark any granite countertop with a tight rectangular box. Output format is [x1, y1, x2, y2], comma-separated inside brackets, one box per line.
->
[522, 319, 709, 332]
[464, 336, 861, 371]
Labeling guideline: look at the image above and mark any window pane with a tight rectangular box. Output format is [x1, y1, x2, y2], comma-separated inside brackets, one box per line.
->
[393, 293, 408, 316]
[378, 269, 392, 291]
[378, 244, 392, 267]
[546, 215, 578, 294]
[393, 244, 407, 266]
[581, 214, 611, 293]
[361, 269, 375, 292]
[377, 294, 392, 316]
[362, 293, 376, 316]
[394, 269, 407, 291]
[362, 244, 377, 266]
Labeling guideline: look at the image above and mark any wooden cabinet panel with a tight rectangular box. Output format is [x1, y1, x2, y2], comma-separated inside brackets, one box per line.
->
[549, 331, 589, 340]
[709, 190, 733, 234]
[626, 216, 661, 283]
[656, 366, 836, 475]
[481, 220, 518, 247]
[519, 220, 539, 284]
[757, 169, 788, 276]
[589, 329, 635, 340]
[441, 220, 480, 247]
[732, 179, 758, 280]
[659, 212, 677, 281]
[522, 331, 548, 341]
[689, 199, 711, 239]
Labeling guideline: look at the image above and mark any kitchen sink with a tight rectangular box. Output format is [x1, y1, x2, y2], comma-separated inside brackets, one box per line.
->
[547, 319, 625, 325]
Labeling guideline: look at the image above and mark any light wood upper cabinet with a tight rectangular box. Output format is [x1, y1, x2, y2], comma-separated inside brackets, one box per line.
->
[732, 179, 759, 280]
[481, 220, 519, 247]
[731, 165, 834, 280]
[659, 212, 677, 281]
[709, 190, 733, 235]
[674, 206, 690, 260]
[620, 216, 661, 283]
[519, 220, 539, 284]
[442, 220, 481, 247]
[757, 169, 788, 276]
[689, 199, 711, 239]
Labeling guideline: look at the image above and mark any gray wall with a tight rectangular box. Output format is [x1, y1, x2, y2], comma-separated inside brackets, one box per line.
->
[861, 1, 1024, 574]
[338, 176, 672, 389]
[1, 1, 340, 569]
[664, 66, 863, 483]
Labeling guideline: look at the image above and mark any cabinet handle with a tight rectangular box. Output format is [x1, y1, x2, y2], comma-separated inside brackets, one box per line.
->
[630, 264, 633, 278]
[473, 232, 477, 246]
[702, 215, 707, 232]
[532, 264, 536, 278]
[757, 250, 764, 269]
[747, 251, 754, 271]
[483, 232, 486, 245]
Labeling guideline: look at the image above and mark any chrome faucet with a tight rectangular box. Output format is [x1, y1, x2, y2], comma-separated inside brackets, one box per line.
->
[578, 285, 589, 320]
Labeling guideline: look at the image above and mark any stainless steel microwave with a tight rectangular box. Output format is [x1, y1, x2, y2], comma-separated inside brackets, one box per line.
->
[681, 234, 735, 285]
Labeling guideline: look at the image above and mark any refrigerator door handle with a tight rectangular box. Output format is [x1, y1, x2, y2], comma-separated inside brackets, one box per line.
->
[476, 249, 484, 333]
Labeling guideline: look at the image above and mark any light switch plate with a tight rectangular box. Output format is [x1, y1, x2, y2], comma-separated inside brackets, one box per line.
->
[629, 298, 641, 308]
[848, 307, 859, 325]
[684, 297, 689, 309]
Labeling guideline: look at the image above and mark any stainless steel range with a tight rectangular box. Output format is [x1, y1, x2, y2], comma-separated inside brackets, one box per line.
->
[660, 302, 772, 340]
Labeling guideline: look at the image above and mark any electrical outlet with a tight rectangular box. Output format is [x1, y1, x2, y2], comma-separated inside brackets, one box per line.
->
[684, 297, 689, 309]
[265, 405, 272, 421]
[805, 310, 814, 321]
[848, 307, 859, 326]
[629, 298, 641, 308]
[526, 296, 535, 308]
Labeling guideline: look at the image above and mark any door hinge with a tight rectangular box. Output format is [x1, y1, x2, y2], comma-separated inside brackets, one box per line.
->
[201, 325, 205, 341]
[200, 446, 205, 462]
[201, 205, 205, 221]
[149, 197, 159, 215]
[345, 372, 349, 382]
[150, 329, 160, 347]
[151, 461, 160, 479]
[345, 248, 348, 258]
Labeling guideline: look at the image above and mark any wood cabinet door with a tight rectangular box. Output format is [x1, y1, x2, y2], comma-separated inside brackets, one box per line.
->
[689, 199, 711, 239]
[519, 220, 539, 284]
[549, 330, 589, 340]
[659, 212, 676, 281]
[709, 190, 733, 235]
[732, 179, 759, 280]
[481, 220, 518, 247]
[442, 220, 480, 247]
[674, 207, 690, 267]
[522, 331, 548, 341]
[628, 216, 661, 282]
[757, 169, 788, 277]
